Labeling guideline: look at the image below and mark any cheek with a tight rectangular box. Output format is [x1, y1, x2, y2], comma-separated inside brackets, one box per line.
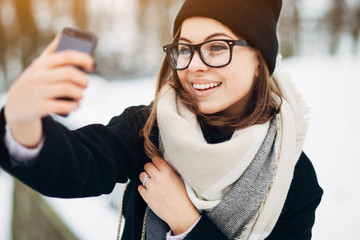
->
[226, 66, 255, 91]
[227, 76, 254, 103]
[231, 49, 259, 74]
[227, 56, 258, 89]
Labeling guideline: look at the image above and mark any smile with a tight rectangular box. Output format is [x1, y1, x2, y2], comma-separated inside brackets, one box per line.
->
[192, 82, 222, 90]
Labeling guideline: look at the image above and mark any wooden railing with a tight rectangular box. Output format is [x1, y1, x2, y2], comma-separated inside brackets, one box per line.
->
[12, 180, 79, 240]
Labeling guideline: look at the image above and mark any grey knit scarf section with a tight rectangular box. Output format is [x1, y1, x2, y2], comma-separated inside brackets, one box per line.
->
[146, 118, 277, 240]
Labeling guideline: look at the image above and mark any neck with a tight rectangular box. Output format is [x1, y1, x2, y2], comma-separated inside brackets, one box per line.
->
[216, 125, 234, 135]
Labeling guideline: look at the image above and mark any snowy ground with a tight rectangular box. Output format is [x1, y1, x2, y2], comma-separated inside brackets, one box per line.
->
[283, 55, 360, 240]
[0, 54, 359, 239]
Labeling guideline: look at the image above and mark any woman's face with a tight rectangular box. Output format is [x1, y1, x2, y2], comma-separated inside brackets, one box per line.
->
[177, 17, 259, 117]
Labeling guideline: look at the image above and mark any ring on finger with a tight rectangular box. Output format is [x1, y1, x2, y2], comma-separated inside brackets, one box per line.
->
[142, 176, 150, 188]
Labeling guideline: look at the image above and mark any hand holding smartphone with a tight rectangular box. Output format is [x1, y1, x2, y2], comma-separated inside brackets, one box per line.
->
[55, 27, 98, 116]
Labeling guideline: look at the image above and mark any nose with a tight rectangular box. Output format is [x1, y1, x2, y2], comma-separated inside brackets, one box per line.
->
[187, 51, 209, 72]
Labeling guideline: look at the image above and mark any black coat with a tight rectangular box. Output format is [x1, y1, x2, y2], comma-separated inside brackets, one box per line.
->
[0, 106, 323, 240]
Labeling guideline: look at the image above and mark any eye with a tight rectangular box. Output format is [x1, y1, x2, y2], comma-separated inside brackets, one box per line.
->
[202, 41, 230, 57]
[209, 43, 228, 52]
[178, 45, 191, 55]
[210, 44, 227, 52]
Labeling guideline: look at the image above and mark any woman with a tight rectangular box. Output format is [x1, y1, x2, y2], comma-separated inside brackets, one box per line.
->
[0, 0, 323, 239]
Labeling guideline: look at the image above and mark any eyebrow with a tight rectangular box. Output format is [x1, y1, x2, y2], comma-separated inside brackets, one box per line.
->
[178, 32, 234, 43]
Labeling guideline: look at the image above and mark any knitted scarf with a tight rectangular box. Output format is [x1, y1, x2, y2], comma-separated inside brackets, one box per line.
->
[146, 57, 309, 240]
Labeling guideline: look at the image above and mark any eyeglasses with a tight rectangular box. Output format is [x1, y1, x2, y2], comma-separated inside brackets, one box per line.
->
[163, 39, 249, 70]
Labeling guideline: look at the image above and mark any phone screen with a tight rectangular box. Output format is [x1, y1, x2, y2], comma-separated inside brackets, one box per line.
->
[56, 35, 94, 54]
[55, 27, 97, 55]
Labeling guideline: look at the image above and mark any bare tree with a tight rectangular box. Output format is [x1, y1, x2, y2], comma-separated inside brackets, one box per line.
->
[72, 0, 88, 30]
[351, 4, 360, 53]
[324, 0, 349, 55]
[134, 0, 179, 73]
[13, 0, 41, 68]
[0, 0, 8, 90]
[279, 0, 301, 58]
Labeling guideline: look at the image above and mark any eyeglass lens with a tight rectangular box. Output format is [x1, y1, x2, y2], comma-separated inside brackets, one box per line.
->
[168, 40, 231, 69]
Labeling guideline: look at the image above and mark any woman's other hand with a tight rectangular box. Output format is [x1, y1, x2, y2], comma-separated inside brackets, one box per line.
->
[138, 156, 200, 235]
[4, 35, 94, 147]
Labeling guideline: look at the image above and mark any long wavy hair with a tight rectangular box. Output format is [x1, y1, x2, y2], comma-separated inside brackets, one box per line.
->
[141, 28, 283, 158]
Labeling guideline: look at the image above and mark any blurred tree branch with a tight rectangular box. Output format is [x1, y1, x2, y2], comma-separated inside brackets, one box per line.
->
[13, 0, 41, 68]
[72, 0, 88, 30]
[0, 0, 8, 90]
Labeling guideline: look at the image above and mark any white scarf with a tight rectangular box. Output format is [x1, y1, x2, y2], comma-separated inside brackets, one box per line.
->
[156, 56, 309, 239]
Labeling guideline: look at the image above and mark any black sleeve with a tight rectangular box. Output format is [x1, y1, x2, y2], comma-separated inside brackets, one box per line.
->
[0, 105, 151, 198]
[265, 152, 323, 240]
[184, 152, 323, 240]
[184, 215, 228, 240]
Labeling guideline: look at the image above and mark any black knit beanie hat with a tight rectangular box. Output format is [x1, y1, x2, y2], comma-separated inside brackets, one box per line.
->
[173, 0, 282, 75]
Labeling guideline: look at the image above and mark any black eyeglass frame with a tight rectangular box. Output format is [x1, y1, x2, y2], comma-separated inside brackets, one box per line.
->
[163, 39, 249, 70]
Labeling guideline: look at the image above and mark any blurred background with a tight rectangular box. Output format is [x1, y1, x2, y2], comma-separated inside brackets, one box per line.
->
[0, 0, 359, 239]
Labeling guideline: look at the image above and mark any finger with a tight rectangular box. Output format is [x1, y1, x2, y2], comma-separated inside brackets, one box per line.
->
[138, 185, 148, 201]
[40, 34, 62, 58]
[152, 155, 171, 171]
[144, 162, 160, 178]
[45, 66, 89, 88]
[139, 172, 149, 184]
[40, 99, 79, 116]
[46, 82, 85, 101]
[40, 50, 94, 72]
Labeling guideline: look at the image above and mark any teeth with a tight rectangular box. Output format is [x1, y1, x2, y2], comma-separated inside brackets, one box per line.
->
[193, 82, 220, 90]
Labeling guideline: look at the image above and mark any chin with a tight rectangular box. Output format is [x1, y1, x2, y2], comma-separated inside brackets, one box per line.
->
[198, 105, 222, 115]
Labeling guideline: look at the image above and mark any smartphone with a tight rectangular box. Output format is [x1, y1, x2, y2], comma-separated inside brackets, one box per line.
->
[55, 27, 97, 57]
[55, 27, 98, 116]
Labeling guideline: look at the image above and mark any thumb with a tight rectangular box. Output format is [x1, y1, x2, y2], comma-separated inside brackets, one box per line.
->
[40, 33, 61, 58]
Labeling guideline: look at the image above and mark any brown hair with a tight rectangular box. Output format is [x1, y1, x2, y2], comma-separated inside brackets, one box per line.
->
[141, 30, 283, 158]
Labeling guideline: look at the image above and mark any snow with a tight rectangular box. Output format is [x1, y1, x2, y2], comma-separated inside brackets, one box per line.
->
[44, 194, 120, 240]
[54, 75, 156, 128]
[0, 54, 360, 239]
[282, 54, 360, 240]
